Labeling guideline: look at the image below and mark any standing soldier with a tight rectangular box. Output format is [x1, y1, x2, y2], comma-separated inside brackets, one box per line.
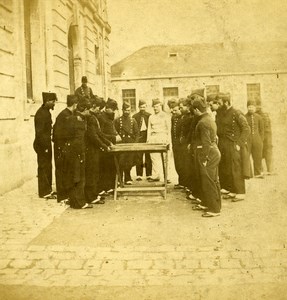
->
[179, 98, 193, 192]
[85, 96, 112, 204]
[147, 98, 171, 182]
[216, 93, 250, 202]
[53, 95, 78, 203]
[133, 100, 152, 180]
[114, 102, 139, 184]
[245, 101, 265, 178]
[192, 98, 221, 217]
[75, 76, 94, 100]
[63, 99, 92, 209]
[97, 98, 121, 195]
[256, 104, 273, 175]
[168, 99, 183, 188]
[33, 92, 57, 199]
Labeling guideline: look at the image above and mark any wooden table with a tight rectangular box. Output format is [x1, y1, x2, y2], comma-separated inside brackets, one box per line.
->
[110, 143, 169, 200]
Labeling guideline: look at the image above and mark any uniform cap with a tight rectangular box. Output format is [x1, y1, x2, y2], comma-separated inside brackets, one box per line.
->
[66, 94, 78, 106]
[167, 98, 179, 109]
[192, 98, 207, 113]
[152, 98, 162, 106]
[42, 92, 57, 103]
[190, 88, 205, 98]
[138, 99, 147, 106]
[122, 101, 131, 110]
[106, 98, 118, 110]
[206, 93, 218, 102]
[81, 76, 88, 83]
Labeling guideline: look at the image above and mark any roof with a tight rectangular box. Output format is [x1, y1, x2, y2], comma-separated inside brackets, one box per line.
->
[111, 42, 287, 79]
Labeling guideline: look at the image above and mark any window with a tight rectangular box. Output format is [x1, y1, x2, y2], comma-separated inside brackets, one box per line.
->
[247, 84, 261, 105]
[122, 89, 136, 112]
[163, 87, 178, 98]
[95, 45, 102, 75]
[206, 85, 220, 95]
[24, 0, 33, 100]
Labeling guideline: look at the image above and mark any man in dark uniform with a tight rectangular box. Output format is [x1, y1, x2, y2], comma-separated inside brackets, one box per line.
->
[192, 98, 221, 217]
[114, 102, 139, 184]
[85, 96, 112, 204]
[97, 98, 120, 194]
[186, 89, 205, 201]
[132, 99, 152, 180]
[216, 93, 250, 202]
[75, 76, 94, 100]
[167, 99, 183, 189]
[53, 95, 78, 202]
[245, 101, 265, 178]
[256, 104, 273, 175]
[63, 98, 93, 209]
[33, 92, 57, 199]
[179, 98, 193, 192]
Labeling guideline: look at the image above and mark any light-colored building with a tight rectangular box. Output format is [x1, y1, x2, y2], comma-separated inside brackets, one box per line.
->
[110, 42, 287, 116]
[0, 0, 111, 194]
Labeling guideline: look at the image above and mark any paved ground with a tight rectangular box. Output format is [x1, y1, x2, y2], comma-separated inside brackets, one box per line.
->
[1, 121, 287, 299]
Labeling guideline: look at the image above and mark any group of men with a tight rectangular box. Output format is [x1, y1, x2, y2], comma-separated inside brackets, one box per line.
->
[33, 76, 273, 216]
[33, 76, 152, 209]
[167, 89, 273, 217]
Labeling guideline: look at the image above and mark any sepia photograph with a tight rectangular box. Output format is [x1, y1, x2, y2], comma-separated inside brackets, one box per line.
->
[0, 0, 287, 299]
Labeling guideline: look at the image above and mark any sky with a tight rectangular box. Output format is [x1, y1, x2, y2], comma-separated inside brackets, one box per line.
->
[107, 0, 287, 65]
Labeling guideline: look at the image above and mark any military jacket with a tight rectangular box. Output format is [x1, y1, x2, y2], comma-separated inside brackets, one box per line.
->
[34, 105, 52, 152]
[53, 108, 74, 147]
[114, 115, 139, 143]
[245, 112, 264, 140]
[216, 107, 250, 147]
[86, 112, 111, 151]
[97, 111, 118, 144]
[194, 113, 217, 159]
[171, 115, 182, 146]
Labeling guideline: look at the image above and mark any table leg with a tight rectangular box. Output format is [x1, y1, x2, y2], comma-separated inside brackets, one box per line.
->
[113, 154, 122, 200]
[161, 151, 168, 200]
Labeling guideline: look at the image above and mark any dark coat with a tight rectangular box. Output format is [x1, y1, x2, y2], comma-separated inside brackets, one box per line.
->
[132, 111, 151, 142]
[33, 105, 52, 153]
[75, 85, 94, 100]
[114, 115, 139, 169]
[53, 108, 74, 147]
[171, 115, 182, 146]
[97, 111, 118, 144]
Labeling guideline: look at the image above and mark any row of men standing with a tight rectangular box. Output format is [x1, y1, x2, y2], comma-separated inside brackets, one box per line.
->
[167, 89, 273, 217]
[33, 86, 153, 209]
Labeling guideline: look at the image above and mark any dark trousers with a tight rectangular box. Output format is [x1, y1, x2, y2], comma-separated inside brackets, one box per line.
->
[136, 152, 152, 176]
[37, 149, 52, 197]
[99, 152, 116, 192]
[196, 147, 221, 213]
[263, 133, 273, 172]
[248, 135, 263, 176]
[68, 158, 86, 209]
[173, 144, 185, 186]
[85, 149, 100, 203]
[218, 138, 245, 194]
[54, 145, 68, 201]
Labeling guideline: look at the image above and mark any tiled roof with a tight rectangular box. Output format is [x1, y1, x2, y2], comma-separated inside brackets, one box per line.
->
[111, 42, 287, 79]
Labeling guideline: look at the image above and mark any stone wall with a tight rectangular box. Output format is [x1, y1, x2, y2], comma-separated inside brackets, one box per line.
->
[0, 0, 110, 194]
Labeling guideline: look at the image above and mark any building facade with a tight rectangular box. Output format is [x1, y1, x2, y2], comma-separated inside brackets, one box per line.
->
[110, 44, 287, 116]
[0, 0, 111, 194]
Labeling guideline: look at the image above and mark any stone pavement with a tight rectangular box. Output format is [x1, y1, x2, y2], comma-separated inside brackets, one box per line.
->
[0, 171, 287, 300]
[1, 121, 287, 300]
